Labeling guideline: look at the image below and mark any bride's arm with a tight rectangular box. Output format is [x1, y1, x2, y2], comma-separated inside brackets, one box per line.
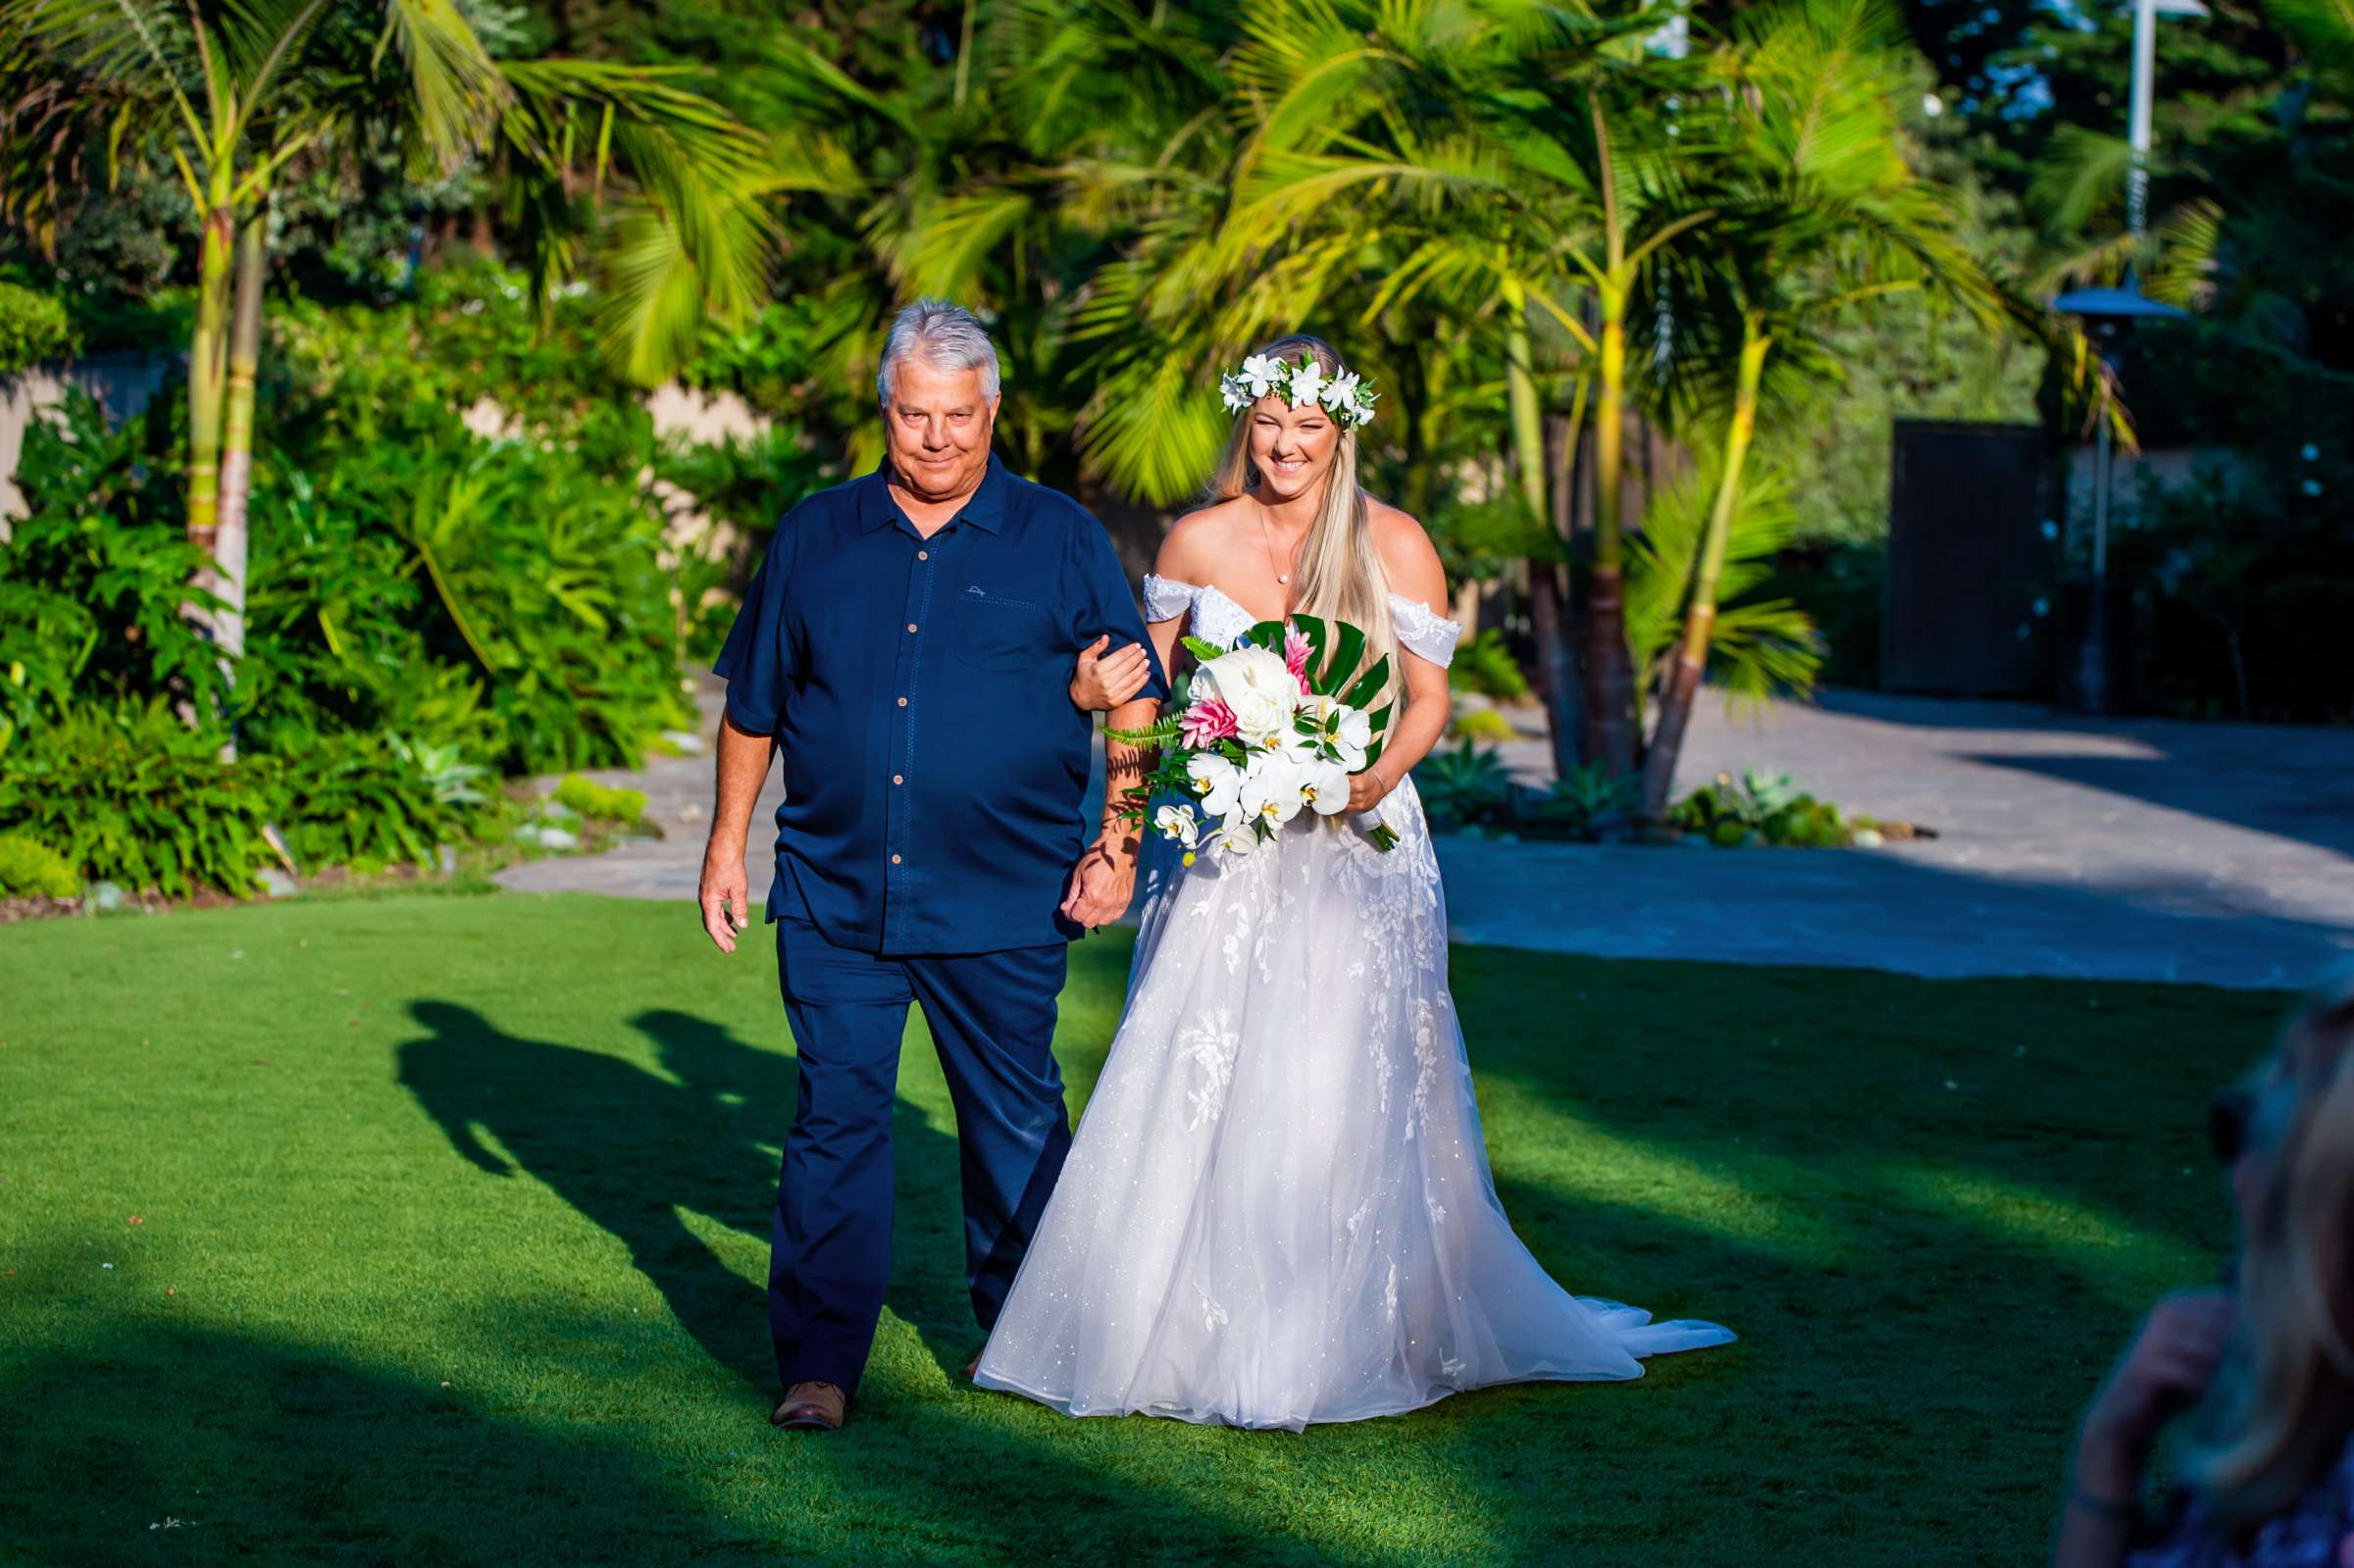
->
[1348, 506, 1453, 813]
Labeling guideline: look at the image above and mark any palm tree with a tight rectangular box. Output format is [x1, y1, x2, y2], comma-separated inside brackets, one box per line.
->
[1502, 85, 1718, 778]
[0, 0, 778, 736]
[1634, 0, 2001, 818]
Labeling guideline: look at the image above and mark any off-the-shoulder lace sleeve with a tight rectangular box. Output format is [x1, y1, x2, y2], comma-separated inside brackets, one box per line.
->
[1388, 594, 1464, 668]
[1141, 573, 1196, 624]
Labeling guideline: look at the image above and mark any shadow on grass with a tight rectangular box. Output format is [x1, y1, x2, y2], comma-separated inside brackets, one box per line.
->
[398, 999, 996, 1397]
[0, 1296, 1419, 1567]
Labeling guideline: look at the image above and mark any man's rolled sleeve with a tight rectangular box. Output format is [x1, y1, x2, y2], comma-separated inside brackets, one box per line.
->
[1070, 522, 1169, 703]
[711, 521, 798, 735]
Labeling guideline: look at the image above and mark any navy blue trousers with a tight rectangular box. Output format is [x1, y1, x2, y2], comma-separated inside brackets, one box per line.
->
[770, 916, 1073, 1396]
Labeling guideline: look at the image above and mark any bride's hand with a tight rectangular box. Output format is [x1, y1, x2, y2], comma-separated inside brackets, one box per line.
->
[1070, 636, 1152, 712]
[1347, 764, 1397, 814]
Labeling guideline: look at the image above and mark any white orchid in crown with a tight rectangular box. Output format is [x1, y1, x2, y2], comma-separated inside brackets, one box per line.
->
[1288, 360, 1328, 410]
[1211, 352, 1380, 429]
[1238, 354, 1287, 400]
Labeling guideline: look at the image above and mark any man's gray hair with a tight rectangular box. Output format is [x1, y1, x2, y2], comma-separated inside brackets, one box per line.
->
[876, 299, 1003, 406]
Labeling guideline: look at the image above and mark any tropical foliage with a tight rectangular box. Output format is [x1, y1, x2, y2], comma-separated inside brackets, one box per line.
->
[1, 0, 2333, 900]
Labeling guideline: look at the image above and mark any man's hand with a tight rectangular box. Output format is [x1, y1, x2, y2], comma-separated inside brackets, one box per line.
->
[1059, 838, 1137, 933]
[1071, 635, 1153, 713]
[699, 840, 751, 953]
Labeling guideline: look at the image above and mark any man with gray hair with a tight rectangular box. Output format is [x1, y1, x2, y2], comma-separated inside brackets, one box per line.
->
[698, 299, 1166, 1432]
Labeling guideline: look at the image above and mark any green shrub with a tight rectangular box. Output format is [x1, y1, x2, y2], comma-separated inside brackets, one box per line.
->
[248, 426, 692, 775]
[0, 391, 228, 751]
[0, 282, 79, 376]
[1448, 630, 1532, 701]
[1448, 705, 1518, 745]
[1671, 769, 1856, 848]
[552, 774, 646, 826]
[1412, 739, 1512, 831]
[0, 704, 271, 898]
[1526, 762, 1639, 840]
[262, 732, 488, 871]
[0, 833, 80, 898]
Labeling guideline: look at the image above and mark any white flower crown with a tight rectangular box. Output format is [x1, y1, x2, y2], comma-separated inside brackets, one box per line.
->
[1217, 352, 1379, 429]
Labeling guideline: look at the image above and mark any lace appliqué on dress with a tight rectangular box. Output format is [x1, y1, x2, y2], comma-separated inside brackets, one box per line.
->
[1141, 573, 1197, 625]
[1387, 594, 1464, 668]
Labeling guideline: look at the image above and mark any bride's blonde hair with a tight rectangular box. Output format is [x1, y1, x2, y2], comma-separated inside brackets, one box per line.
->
[1207, 333, 1396, 708]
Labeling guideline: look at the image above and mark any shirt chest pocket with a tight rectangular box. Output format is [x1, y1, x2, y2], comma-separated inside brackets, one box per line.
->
[950, 588, 1059, 673]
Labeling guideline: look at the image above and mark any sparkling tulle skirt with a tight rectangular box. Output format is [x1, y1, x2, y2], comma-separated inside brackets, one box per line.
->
[973, 780, 1735, 1430]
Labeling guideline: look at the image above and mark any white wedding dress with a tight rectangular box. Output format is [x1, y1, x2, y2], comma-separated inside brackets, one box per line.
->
[972, 575, 1734, 1430]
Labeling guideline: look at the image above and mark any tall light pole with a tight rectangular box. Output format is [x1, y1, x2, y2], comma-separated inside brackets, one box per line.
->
[2049, 0, 2204, 713]
[2128, 0, 2211, 238]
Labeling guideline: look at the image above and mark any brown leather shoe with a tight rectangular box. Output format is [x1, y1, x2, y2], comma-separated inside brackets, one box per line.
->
[963, 1354, 981, 1381]
[771, 1381, 845, 1431]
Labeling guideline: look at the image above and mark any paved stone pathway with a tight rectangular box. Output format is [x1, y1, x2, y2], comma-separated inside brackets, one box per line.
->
[498, 678, 2354, 991]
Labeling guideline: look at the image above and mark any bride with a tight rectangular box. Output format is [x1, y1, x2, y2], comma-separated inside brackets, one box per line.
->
[972, 334, 1734, 1430]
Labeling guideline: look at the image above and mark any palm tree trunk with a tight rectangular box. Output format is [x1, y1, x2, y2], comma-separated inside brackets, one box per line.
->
[186, 200, 233, 575]
[1503, 292, 1587, 777]
[1640, 321, 1767, 820]
[208, 210, 268, 756]
[1581, 288, 1636, 776]
[218, 214, 265, 654]
[1530, 396, 1587, 777]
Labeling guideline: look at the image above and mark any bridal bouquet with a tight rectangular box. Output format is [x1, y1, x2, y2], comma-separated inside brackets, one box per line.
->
[1111, 616, 1400, 858]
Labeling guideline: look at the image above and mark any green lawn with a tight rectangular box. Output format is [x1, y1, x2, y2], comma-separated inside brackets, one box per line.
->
[0, 889, 2287, 1565]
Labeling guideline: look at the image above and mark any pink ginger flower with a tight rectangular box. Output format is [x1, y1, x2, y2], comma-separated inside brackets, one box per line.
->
[1179, 696, 1240, 748]
[1283, 629, 1314, 694]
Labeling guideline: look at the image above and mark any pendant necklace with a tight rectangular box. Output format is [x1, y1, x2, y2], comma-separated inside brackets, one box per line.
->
[1258, 507, 1299, 587]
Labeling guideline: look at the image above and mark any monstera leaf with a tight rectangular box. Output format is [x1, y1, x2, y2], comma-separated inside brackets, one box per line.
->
[1245, 615, 1396, 769]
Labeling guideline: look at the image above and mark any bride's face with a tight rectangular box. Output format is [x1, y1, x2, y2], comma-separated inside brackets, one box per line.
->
[1248, 396, 1342, 505]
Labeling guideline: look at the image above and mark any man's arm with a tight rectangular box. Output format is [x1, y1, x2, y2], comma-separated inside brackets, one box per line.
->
[699, 713, 775, 953]
[1059, 692, 1159, 931]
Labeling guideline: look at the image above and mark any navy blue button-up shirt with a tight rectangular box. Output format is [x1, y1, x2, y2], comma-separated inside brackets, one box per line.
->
[713, 454, 1167, 956]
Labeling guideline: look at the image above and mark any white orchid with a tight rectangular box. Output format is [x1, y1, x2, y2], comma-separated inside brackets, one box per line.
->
[1240, 752, 1310, 829]
[1238, 354, 1286, 400]
[1330, 705, 1372, 771]
[1187, 752, 1245, 820]
[1287, 359, 1328, 410]
[1154, 802, 1202, 850]
[1320, 371, 1360, 416]
[1350, 386, 1377, 427]
[1211, 819, 1260, 856]
[1217, 374, 1252, 413]
[1296, 753, 1353, 816]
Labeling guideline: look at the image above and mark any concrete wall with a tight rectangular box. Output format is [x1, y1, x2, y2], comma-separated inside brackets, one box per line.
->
[0, 353, 177, 530]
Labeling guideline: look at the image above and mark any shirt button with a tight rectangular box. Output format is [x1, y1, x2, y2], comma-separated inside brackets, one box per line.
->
[896, 696, 907, 707]
[892, 774, 904, 784]
[891, 854, 902, 865]
[917, 550, 929, 561]
[906, 622, 918, 633]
